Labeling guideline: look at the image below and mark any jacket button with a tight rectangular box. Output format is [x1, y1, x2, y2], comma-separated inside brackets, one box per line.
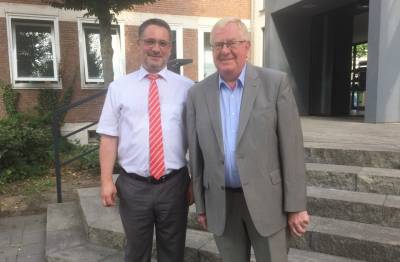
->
[221, 186, 225, 190]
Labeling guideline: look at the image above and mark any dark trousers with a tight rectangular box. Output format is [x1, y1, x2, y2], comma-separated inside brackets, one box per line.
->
[116, 168, 190, 262]
[214, 190, 288, 262]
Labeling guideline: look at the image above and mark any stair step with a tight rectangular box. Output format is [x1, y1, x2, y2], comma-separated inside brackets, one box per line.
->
[46, 202, 122, 262]
[76, 187, 400, 261]
[47, 243, 122, 262]
[307, 186, 400, 228]
[291, 216, 400, 262]
[46, 202, 86, 256]
[77, 187, 125, 250]
[305, 147, 400, 169]
[187, 209, 400, 262]
[288, 248, 364, 262]
[307, 163, 400, 195]
[187, 188, 400, 229]
[185, 229, 363, 262]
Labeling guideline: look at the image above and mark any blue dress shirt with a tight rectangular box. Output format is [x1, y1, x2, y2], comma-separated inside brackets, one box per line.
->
[219, 65, 246, 188]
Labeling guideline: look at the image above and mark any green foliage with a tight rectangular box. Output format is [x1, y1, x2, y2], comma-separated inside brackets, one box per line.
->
[355, 43, 368, 59]
[0, 81, 19, 116]
[64, 144, 100, 173]
[0, 114, 53, 184]
[37, 89, 60, 116]
[0, 80, 73, 185]
[36, 85, 73, 125]
[49, 0, 158, 18]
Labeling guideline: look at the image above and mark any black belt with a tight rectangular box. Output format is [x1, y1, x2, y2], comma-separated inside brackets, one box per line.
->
[225, 187, 243, 193]
[121, 167, 186, 184]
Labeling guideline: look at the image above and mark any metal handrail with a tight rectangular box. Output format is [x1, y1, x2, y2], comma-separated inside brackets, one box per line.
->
[52, 89, 107, 203]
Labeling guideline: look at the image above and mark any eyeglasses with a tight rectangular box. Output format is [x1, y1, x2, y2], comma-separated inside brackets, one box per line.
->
[211, 40, 247, 50]
[141, 38, 170, 48]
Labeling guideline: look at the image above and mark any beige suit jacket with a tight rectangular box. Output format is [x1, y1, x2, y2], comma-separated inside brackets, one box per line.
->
[186, 64, 307, 237]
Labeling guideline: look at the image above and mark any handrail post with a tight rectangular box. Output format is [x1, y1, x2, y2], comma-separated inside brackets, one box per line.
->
[52, 113, 63, 203]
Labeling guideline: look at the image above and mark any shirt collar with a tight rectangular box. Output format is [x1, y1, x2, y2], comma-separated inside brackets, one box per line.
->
[138, 66, 169, 81]
[218, 63, 247, 90]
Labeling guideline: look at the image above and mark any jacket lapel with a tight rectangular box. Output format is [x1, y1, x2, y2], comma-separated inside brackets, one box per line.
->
[204, 73, 225, 155]
[237, 64, 259, 146]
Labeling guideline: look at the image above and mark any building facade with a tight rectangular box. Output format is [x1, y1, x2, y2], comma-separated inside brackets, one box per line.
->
[263, 0, 400, 123]
[0, 0, 251, 142]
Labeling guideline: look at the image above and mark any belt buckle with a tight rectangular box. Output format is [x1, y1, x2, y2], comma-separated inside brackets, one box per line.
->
[148, 176, 164, 184]
[158, 175, 167, 183]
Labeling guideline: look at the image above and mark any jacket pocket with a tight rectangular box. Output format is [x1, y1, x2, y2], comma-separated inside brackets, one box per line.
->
[269, 169, 282, 185]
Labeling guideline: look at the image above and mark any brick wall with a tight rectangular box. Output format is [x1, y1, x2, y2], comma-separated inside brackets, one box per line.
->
[183, 29, 198, 81]
[0, 0, 44, 4]
[0, 17, 9, 118]
[0, 0, 250, 19]
[125, 25, 141, 74]
[134, 0, 250, 19]
[0, 0, 250, 122]
[58, 21, 105, 123]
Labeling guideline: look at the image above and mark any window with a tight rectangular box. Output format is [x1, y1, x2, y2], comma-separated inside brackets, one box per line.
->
[7, 15, 60, 87]
[168, 26, 183, 75]
[79, 20, 125, 87]
[203, 32, 216, 78]
[171, 30, 177, 61]
[198, 28, 216, 80]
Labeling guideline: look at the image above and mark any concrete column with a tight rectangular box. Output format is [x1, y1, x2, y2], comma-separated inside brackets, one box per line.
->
[365, 0, 400, 122]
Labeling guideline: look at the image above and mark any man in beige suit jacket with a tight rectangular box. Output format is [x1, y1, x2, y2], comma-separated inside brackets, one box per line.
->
[187, 18, 309, 262]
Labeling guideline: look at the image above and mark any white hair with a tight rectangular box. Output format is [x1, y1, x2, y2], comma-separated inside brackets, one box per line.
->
[210, 17, 250, 44]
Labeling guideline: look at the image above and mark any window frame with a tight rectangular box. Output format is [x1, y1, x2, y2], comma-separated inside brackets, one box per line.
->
[78, 18, 126, 89]
[169, 24, 184, 75]
[198, 26, 216, 80]
[6, 13, 61, 89]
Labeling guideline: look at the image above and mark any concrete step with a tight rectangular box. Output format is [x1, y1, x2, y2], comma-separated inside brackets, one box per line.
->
[291, 216, 400, 262]
[46, 201, 361, 261]
[305, 147, 400, 169]
[185, 228, 364, 262]
[77, 187, 125, 250]
[288, 248, 364, 262]
[187, 187, 400, 229]
[306, 163, 400, 195]
[77, 186, 400, 261]
[187, 209, 400, 262]
[307, 186, 400, 228]
[46, 201, 123, 262]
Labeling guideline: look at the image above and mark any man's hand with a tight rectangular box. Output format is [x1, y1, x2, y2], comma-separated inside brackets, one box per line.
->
[197, 213, 207, 230]
[101, 180, 117, 207]
[187, 180, 194, 206]
[288, 211, 310, 237]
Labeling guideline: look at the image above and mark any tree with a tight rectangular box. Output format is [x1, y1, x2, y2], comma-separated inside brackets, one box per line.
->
[47, 0, 158, 87]
[355, 43, 368, 59]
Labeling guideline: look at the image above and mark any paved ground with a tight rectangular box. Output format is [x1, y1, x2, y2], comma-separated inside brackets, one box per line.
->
[1, 117, 400, 262]
[302, 116, 400, 151]
[0, 214, 46, 262]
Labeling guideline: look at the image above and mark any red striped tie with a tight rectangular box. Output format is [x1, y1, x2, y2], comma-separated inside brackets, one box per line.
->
[147, 74, 165, 180]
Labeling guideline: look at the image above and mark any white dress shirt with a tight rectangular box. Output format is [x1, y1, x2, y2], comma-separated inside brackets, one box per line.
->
[97, 67, 194, 176]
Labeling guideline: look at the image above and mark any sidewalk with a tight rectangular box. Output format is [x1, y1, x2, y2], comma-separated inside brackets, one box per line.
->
[0, 214, 46, 262]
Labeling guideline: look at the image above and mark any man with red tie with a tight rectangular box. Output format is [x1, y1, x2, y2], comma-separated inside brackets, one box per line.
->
[97, 18, 194, 262]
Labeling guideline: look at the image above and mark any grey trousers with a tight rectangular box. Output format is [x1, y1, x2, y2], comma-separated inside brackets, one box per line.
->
[214, 189, 288, 262]
[116, 168, 190, 262]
